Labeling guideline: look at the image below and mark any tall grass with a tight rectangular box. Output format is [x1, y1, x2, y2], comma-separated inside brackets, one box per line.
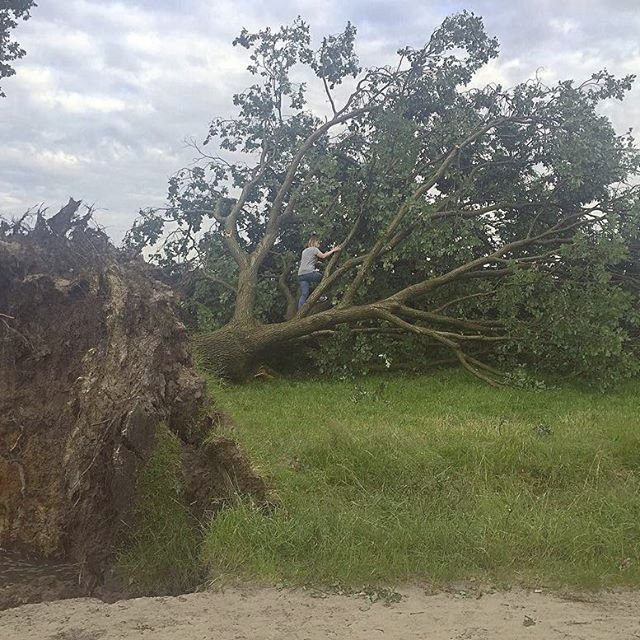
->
[116, 423, 201, 594]
[201, 371, 640, 588]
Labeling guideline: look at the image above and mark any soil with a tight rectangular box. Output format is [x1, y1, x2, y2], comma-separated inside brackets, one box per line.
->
[1, 586, 639, 639]
[0, 202, 266, 608]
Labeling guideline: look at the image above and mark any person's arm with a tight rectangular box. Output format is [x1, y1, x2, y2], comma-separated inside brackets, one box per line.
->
[317, 245, 341, 260]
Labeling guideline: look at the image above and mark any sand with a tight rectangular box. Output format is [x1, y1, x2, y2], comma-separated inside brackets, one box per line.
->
[1, 586, 639, 640]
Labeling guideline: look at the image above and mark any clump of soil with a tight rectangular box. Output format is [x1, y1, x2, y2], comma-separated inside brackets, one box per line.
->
[0, 200, 266, 608]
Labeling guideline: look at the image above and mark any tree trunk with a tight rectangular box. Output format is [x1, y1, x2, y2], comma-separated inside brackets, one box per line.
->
[231, 264, 260, 325]
[193, 323, 272, 380]
[194, 305, 378, 379]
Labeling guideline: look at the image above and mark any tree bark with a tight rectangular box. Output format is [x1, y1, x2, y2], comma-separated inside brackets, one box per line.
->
[193, 323, 270, 380]
[232, 265, 259, 324]
[194, 304, 375, 379]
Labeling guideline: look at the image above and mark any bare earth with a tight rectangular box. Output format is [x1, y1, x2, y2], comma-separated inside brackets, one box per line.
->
[1, 586, 639, 640]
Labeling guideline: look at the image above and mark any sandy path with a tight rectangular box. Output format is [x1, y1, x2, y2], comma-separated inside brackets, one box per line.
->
[1, 586, 639, 640]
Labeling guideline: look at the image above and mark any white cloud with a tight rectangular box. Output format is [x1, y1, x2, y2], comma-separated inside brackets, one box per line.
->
[67, 0, 154, 32]
[35, 150, 90, 168]
[0, 0, 639, 242]
[549, 18, 577, 35]
[15, 64, 54, 90]
[42, 91, 127, 113]
[470, 58, 526, 89]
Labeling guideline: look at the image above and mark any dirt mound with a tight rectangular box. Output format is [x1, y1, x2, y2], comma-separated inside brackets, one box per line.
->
[0, 200, 266, 607]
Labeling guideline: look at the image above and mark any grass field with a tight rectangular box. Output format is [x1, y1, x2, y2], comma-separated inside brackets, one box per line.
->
[199, 371, 640, 590]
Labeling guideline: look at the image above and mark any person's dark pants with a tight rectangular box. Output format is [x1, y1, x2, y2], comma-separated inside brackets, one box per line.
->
[298, 271, 323, 309]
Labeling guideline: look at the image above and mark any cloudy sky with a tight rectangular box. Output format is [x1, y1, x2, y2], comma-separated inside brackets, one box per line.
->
[1, 0, 639, 242]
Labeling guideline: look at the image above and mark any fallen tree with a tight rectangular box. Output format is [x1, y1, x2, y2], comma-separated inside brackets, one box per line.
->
[128, 13, 640, 384]
[0, 200, 266, 601]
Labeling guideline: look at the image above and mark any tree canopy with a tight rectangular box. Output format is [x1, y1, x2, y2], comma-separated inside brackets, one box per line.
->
[128, 12, 640, 384]
[0, 0, 36, 97]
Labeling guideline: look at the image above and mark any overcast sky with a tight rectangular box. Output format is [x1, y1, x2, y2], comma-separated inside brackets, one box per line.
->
[1, 0, 639, 242]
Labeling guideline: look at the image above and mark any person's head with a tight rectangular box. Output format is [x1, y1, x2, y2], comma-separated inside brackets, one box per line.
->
[308, 234, 321, 248]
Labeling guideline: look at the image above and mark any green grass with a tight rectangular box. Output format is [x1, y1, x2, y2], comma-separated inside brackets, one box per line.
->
[116, 423, 201, 594]
[200, 371, 640, 589]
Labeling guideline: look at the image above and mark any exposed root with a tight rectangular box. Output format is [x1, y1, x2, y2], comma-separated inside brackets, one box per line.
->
[0, 200, 267, 606]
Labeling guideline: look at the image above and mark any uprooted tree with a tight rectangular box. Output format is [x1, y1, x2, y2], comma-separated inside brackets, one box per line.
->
[127, 13, 640, 383]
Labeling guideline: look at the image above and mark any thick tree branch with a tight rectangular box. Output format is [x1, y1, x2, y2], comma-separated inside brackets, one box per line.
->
[433, 289, 498, 313]
[322, 76, 338, 117]
[252, 157, 324, 267]
[223, 145, 271, 268]
[454, 350, 503, 387]
[396, 305, 504, 331]
[201, 271, 238, 295]
[388, 210, 596, 304]
[266, 105, 372, 229]
[339, 117, 510, 306]
[275, 254, 298, 320]
[299, 193, 370, 313]
[373, 308, 503, 385]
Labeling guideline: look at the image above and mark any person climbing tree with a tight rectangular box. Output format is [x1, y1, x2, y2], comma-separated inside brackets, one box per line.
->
[297, 235, 341, 309]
